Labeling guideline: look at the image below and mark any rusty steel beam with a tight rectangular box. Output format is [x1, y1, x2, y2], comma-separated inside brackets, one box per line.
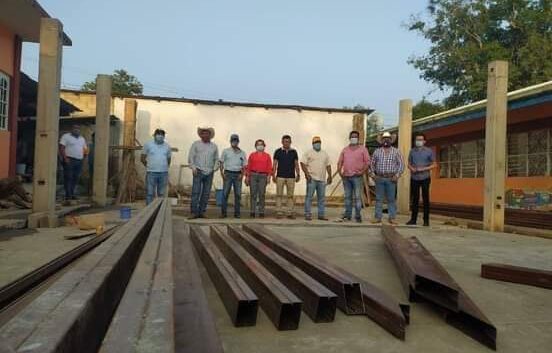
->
[242, 224, 364, 315]
[227, 225, 337, 323]
[210, 226, 302, 330]
[190, 225, 259, 326]
[382, 225, 497, 350]
[481, 263, 552, 289]
[242, 224, 409, 340]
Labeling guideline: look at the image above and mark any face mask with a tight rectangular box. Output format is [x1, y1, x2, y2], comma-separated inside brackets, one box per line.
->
[231, 141, 239, 147]
[350, 137, 359, 145]
[382, 139, 391, 147]
[313, 143, 321, 151]
[155, 135, 164, 143]
[256, 145, 265, 152]
[72, 131, 80, 137]
[415, 140, 424, 147]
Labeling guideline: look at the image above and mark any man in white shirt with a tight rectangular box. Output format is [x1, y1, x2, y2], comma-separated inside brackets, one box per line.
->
[59, 125, 88, 201]
[300, 136, 332, 221]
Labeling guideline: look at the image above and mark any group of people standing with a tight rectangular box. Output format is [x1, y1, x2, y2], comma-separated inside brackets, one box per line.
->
[146, 126, 434, 225]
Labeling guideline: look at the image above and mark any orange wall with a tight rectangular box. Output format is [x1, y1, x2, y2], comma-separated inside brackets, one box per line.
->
[0, 24, 15, 76]
[0, 131, 10, 177]
[432, 176, 552, 206]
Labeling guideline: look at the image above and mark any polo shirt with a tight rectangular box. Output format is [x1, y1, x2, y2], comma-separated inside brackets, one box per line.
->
[220, 147, 247, 172]
[300, 149, 331, 182]
[273, 147, 298, 178]
[338, 145, 370, 177]
[143, 140, 172, 172]
[59, 133, 87, 160]
[409, 147, 434, 180]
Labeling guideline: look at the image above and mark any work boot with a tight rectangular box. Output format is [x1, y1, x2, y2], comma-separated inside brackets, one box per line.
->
[423, 220, 430, 227]
[318, 216, 329, 221]
[406, 219, 417, 225]
[287, 214, 296, 220]
[355, 218, 362, 223]
[305, 215, 312, 221]
[276, 214, 284, 219]
[249, 212, 256, 218]
[259, 213, 265, 219]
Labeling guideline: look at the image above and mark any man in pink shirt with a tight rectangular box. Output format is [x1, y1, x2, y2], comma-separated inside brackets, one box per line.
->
[337, 130, 370, 222]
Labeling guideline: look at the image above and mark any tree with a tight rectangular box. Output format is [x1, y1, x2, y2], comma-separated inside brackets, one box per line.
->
[408, 0, 552, 107]
[413, 98, 445, 119]
[82, 69, 144, 95]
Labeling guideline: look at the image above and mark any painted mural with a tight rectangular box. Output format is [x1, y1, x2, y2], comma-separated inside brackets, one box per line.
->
[506, 188, 552, 211]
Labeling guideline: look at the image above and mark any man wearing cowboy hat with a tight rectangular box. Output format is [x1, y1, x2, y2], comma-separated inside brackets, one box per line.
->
[370, 131, 405, 225]
[188, 127, 219, 218]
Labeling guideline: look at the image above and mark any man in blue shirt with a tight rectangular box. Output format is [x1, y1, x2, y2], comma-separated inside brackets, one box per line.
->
[219, 134, 247, 218]
[141, 129, 172, 205]
[407, 133, 435, 226]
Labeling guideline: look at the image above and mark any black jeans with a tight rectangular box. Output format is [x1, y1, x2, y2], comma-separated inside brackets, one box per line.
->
[410, 178, 430, 223]
[63, 157, 83, 200]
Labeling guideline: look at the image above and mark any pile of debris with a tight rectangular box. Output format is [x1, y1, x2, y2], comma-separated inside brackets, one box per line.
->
[0, 177, 32, 209]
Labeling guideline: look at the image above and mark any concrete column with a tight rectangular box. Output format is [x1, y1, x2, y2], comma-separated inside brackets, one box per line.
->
[483, 61, 508, 232]
[31, 18, 63, 226]
[92, 74, 112, 207]
[397, 99, 413, 215]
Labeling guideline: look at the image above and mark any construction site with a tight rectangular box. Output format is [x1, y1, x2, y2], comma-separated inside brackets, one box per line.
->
[0, 1, 551, 353]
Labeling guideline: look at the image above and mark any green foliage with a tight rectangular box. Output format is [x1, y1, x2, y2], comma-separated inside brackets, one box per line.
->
[408, 0, 552, 107]
[413, 98, 445, 119]
[81, 69, 144, 95]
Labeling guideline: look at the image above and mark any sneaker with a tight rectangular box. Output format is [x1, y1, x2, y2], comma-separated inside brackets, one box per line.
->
[406, 219, 417, 225]
[388, 219, 398, 225]
[318, 216, 329, 221]
[234, 214, 241, 219]
[371, 219, 382, 224]
[423, 221, 430, 227]
[305, 215, 312, 221]
[335, 216, 351, 223]
[355, 218, 362, 223]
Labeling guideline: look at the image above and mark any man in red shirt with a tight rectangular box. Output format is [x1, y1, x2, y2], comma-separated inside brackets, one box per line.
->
[246, 139, 272, 218]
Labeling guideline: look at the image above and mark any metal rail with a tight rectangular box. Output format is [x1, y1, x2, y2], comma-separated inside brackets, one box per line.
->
[481, 263, 552, 289]
[190, 225, 259, 326]
[382, 225, 497, 349]
[242, 224, 409, 339]
[227, 225, 337, 323]
[210, 225, 302, 330]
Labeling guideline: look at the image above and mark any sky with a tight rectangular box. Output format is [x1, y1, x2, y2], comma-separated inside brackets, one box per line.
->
[22, 0, 442, 127]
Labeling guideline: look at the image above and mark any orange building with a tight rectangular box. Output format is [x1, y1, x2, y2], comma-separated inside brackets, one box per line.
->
[0, 0, 71, 178]
[373, 81, 552, 213]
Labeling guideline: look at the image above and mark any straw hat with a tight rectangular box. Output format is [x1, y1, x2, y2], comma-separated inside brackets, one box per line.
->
[197, 127, 215, 138]
[376, 131, 397, 144]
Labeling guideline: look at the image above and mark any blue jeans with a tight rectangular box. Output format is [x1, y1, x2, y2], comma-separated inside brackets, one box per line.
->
[342, 176, 363, 220]
[222, 171, 243, 216]
[63, 157, 83, 199]
[146, 172, 168, 205]
[375, 177, 397, 220]
[305, 180, 326, 218]
[191, 172, 214, 216]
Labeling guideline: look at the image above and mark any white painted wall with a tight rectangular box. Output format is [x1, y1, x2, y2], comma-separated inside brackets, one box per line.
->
[112, 97, 364, 196]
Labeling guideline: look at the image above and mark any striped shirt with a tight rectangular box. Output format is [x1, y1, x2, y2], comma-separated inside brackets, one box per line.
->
[370, 146, 405, 176]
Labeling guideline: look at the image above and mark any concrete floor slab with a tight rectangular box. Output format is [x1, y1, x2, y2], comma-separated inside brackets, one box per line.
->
[190, 220, 552, 352]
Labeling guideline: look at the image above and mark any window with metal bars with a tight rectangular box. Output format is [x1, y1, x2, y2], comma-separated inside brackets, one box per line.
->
[0, 72, 9, 131]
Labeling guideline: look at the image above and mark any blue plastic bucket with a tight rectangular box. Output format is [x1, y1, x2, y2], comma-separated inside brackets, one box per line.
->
[215, 189, 224, 207]
[120, 206, 131, 220]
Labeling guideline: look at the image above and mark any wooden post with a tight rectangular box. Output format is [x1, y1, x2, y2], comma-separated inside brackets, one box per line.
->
[397, 99, 413, 215]
[483, 61, 508, 232]
[92, 74, 112, 207]
[116, 99, 138, 204]
[31, 18, 63, 227]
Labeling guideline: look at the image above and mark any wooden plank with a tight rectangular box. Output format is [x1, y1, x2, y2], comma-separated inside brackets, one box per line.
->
[242, 223, 364, 315]
[190, 225, 258, 326]
[227, 225, 337, 323]
[173, 222, 224, 353]
[481, 263, 552, 289]
[210, 225, 302, 330]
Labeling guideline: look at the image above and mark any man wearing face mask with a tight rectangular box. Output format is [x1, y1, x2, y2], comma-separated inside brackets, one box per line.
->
[245, 139, 272, 218]
[219, 134, 248, 218]
[141, 129, 172, 205]
[300, 136, 332, 221]
[337, 131, 370, 223]
[407, 133, 435, 226]
[188, 127, 219, 218]
[59, 124, 89, 202]
[370, 131, 404, 225]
